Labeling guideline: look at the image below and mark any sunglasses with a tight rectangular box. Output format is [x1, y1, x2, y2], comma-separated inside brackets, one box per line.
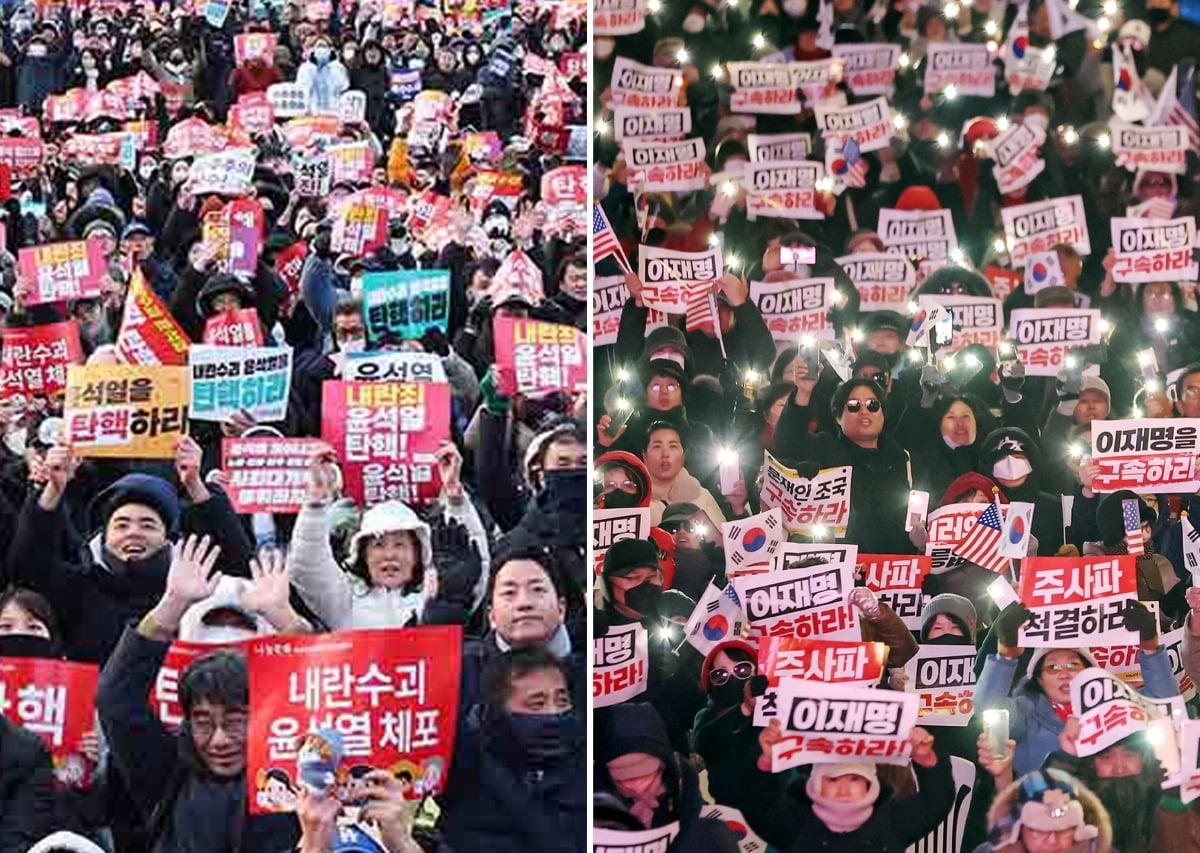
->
[844, 398, 882, 413]
[663, 520, 697, 534]
[862, 372, 887, 384]
[709, 661, 755, 686]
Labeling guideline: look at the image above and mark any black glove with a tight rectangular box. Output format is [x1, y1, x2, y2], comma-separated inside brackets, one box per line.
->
[999, 360, 1026, 404]
[421, 328, 451, 357]
[920, 364, 949, 409]
[920, 572, 941, 599]
[1122, 600, 1158, 643]
[749, 674, 769, 697]
[428, 516, 482, 607]
[993, 602, 1036, 648]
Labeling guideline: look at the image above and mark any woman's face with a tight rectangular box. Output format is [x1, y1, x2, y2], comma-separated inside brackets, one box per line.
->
[838, 386, 885, 446]
[940, 400, 977, 447]
[645, 374, 682, 410]
[819, 773, 870, 803]
[601, 465, 638, 496]
[926, 613, 965, 640]
[765, 395, 788, 432]
[365, 530, 419, 589]
[1138, 171, 1173, 201]
[1037, 649, 1087, 704]
[644, 429, 685, 482]
[0, 602, 50, 638]
[1143, 281, 1175, 317]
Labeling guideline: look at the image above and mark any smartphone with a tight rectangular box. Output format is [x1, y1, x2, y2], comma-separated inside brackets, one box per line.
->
[607, 399, 636, 436]
[982, 709, 1010, 760]
[986, 576, 1020, 610]
[781, 245, 817, 266]
[905, 490, 930, 533]
[719, 450, 740, 495]
[934, 309, 954, 346]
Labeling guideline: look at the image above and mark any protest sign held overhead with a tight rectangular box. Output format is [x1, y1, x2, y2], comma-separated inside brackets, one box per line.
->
[64, 364, 189, 459]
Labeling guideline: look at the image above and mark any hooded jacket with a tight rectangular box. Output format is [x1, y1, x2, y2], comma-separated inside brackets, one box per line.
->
[971, 773, 1112, 853]
[978, 428, 1063, 555]
[594, 451, 652, 510]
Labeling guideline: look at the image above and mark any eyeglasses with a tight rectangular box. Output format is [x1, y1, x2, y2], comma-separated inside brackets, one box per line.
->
[709, 661, 755, 686]
[650, 383, 680, 394]
[1044, 660, 1084, 673]
[844, 398, 882, 413]
[191, 709, 249, 741]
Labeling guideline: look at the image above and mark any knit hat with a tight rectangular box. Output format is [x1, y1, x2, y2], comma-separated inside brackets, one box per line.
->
[1079, 375, 1111, 404]
[921, 594, 978, 643]
[806, 763, 882, 834]
[989, 769, 1099, 848]
[347, 501, 433, 572]
[1033, 286, 1077, 309]
[659, 589, 695, 621]
[602, 538, 661, 579]
[640, 358, 687, 389]
[641, 326, 694, 375]
[83, 218, 118, 240]
[845, 229, 883, 254]
[699, 639, 757, 691]
[1095, 490, 1155, 546]
[597, 702, 674, 766]
[939, 472, 1008, 507]
[895, 186, 941, 211]
[95, 473, 181, 532]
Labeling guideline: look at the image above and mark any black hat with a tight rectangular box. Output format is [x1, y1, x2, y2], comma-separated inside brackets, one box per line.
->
[640, 358, 687, 389]
[860, 310, 905, 337]
[659, 502, 703, 529]
[602, 538, 661, 578]
[1096, 490, 1156, 546]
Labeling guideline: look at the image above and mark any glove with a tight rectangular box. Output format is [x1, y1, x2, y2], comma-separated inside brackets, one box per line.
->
[920, 364, 949, 409]
[421, 327, 451, 357]
[849, 586, 883, 622]
[999, 360, 1026, 405]
[1122, 600, 1158, 643]
[427, 515, 482, 608]
[749, 674, 769, 697]
[1056, 364, 1083, 398]
[920, 572, 941, 599]
[479, 367, 512, 415]
[993, 602, 1036, 648]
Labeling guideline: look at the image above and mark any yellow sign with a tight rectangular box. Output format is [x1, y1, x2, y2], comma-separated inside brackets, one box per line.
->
[63, 365, 189, 459]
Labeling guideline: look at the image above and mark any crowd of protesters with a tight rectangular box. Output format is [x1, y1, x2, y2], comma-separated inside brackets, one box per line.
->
[0, 0, 588, 850]
[593, 0, 1200, 849]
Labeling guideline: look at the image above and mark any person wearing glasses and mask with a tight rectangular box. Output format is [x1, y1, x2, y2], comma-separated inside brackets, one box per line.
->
[775, 377, 917, 554]
[973, 600, 1178, 778]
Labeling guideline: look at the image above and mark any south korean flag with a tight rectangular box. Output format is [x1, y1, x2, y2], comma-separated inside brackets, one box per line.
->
[722, 508, 784, 571]
[682, 582, 747, 655]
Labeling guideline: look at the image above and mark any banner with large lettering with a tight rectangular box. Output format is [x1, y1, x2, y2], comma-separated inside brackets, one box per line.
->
[917, 294, 1003, 354]
[1001, 196, 1091, 266]
[985, 122, 1046, 195]
[492, 317, 588, 396]
[861, 554, 932, 631]
[759, 453, 852, 537]
[747, 133, 811, 162]
[754, 638, 888, 726]
[813, 97, 893, 153]
[222, 437, 328, 514]
[18, 240, 106, 305]
[1070, 667, 1163, 757]
[609, 57, 681, 109]
[592, 507, 653, 575]
[1110, 120, 1187, 174]
[593, 0, 646, 34]
[1018, 556, 1140, 648]
[0, 657, 98, 788]
[361, 270, 451, 347]
[903, 644, 978, 726]
[1110, 216, 1198, 283]
[189, 345, 292, 423]
[728, 62, 839, 113]
[613, 106, 691, 143]
[750, 277, 836, 343]
[1009, 308, 1103, 376]
[743, 161, 825, 221]
[924, 43, 995, 96]
[0, 322, 82, 398]
[622, 137, 707, 193]
[593, 623, 649, 707]
[836, 252, 916, 313]
[877, 208, 956, 262]
[636, 245, 722, 313]
[924, 502, 992, 574]
[733, 561, 861, 641]
[345, 352, 447, 384]
[1090, 418, 1200, 493]
[64, 365, 189, 458]
[831, 43, 900, 95]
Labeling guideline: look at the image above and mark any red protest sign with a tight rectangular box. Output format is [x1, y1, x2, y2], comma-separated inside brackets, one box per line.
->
[151, 640, 245, 730]
[328, 141, 374, 186]
[0, 321, 84, 398]
[246, 626, 462, 814]
[60, 132, 126, 166]
[18, 240, 106, 305]
[229, 93, 276, 136]
[0, 137, 43, 177]
[0, 657, 99, 788]
[115, 268, 190, 366]
[202, 198, 262, 278]
[759, 638, 887, 688]
[235, 33, 279, 65]
[222, 437, 328, 513]
[1018, 555, 1139, 648]
[492, 316, 587, 397]
[275, 242, 309, 300]
[860, 554, 933, 631]
[203, 309, 265, 347]
[330, 202, 387, 257]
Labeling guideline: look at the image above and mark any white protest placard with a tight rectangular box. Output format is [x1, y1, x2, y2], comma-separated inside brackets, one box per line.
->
[622, 137, 707, 193]
[1009, 308, 1102, 377]
[917, 294, 1004, 355]
[754, 638, 888, 725]
[985, 122, 1046, 195]
[698, 806, 767, 853]
[733, 561, 861, 641]
[609, 57, 682, 109]
[743, 161, 825, 221]
[189, 345, 292, 423]
[636, 245, 722, 314]
[1111, 120, 1187, 175]
[924, 43, 996, 97]
[861, 554, 932, 631]
[1091, 626, 1196, 700]
[1180, 721, 1200, 804]
[814, 97, 893, 153]
[1090, 418, 1200, 494]
[768, 680, 918, 772]
[759, 453, 852, 537]
[903, 644, 978, 726]
[747, 132, 811, 162]
[1071, 667, 1162, 757]
[267, 82, 309, 117]
[728, 61, 837, 114]
[775, 542, 859, 573]
[592, 507, 653, 575]
[593, 823, 680, 852]
[593, 0, 646, 36]
[836, 252, 916, 313]
[877, 207, 956, 262]
[338, 90, 367, 125]
[1001, 195, 1091, 266]
[722, 507, 785, 572]
[345, 351, 447, 384]
[1018, 555, 1140, 648]
[1109, 216, 1198, 283]
[831, 43, 900, 96]
[924, 502, 990, 574]
[750, 277, 836, 343]
[1005, 44, 1057, 93]
[612, 106, 692, 142]
[592, 623, 649, 708]
[187, 149, 256, 196]
[294, 153, 331, 197]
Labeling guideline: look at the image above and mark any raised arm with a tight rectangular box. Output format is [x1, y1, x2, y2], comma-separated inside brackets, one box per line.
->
[286, 451, 354, 630]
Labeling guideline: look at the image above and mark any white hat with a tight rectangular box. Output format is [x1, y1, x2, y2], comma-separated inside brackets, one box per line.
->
[347, 500, 433, 573]
[27, 833, 107, 853]
[1118, 19, 1151, 50]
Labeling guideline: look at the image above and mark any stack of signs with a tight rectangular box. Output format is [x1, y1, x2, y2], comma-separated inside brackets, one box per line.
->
[361, 270, 451, 348]
[0, 322, 82, 398]
[743, 161, 826, 221]
[608, 58, 681, 109]
[189, 345, 293, 423]
[754, 637, 888, 725]
[63, 364, 189, 458]
[221, 437, 329, 514]
[636, 245, 722, 314]
[245, 626, 461, 812]
[903, 643, 979, 726]
[1001, 196, 1091, 267]
[877, 208, 956, 266]
[861, 554, 932, 631]
[492, 317, 588, 397]
[721, 507, 785, 575]
[1109, 216, 1198, 283]
[916, 293, 1004, 355]
[0, 657, 99, 788]
[836, 252, 915, 314]
[985, 121, 1046, 195]
[831, 43, 901, 96]
[592, 507, 652, 576]
[1110, 120, 1187, 174]
[1090, 418, 1200, 494]
[320, 381, 449, 506]
[749, 278, 836, 343]
[593, 623, 649, 707]
[345, 351, 447, 384]
[1008, 308, 1102, 376]
[733, 559, 861, 641]
[924, 43, 995, 97]
[18, 241, 105, 305]
[1017, 556, 1140, 648]
[622, 137, 707, 193]
[759, 452, 852, 537]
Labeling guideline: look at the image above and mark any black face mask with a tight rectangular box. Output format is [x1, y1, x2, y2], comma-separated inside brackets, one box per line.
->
[925, 633, 970, 646]
[0, 634, 60, 659]
[710, 680, 744, 709]
[601, 489, 642, 509]
[622, 581, 662, 617]
[1147, 7, 1171, 25]
[102, 545, 172, 582]
[541, 469, 587, 515]
[484, 709, 578, 767]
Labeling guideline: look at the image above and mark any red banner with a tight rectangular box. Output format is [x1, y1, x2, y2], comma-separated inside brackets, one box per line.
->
[330, 202, 387, 257]
[203, 308, 264, 347]
[222, 437, 328, 513]
[60, 132, 126, 166]
[0, 321, 83, 398]
[163, 118, 251, 160]
[759, 637, 888, 688]
[0, 137, 42, 177]
[115, 269, 190, 366]
[202, 198, 262, 278]
[151, 640, 245, 730]
[275, 242, 309, 300]
[44, 89, 87, 124]
[320, 381, 449, 506]
[0, 657, 98, 788]
[246, 627, 461, 814]
[493, 316, 587, 396]
[18, 240, 106, 305]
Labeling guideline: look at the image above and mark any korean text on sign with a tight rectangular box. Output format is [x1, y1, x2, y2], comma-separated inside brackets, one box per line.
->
[1070, 667, 1165, 757]
[18, 240, 105, 305]
[903, 644, 978, 727]
[64, 364, 189, 459]
[759, 453, 852, 537]
[593, 623, 649, 708]
[0, 657, 99, 788]
[861, 554, 932, 631]
[1018, 555, 1140, 648]
[1090, 418, 1200, 494]
[733, 561, 861, 641]
[0, 321, 82, 398]
[753, 638, 887, 726]
[222, 437, 330, 514]
[360, 270, 451, 347]
[592, 507, 652, 575]
[189, 345, 293, 423]
[492, 317, 588, 397]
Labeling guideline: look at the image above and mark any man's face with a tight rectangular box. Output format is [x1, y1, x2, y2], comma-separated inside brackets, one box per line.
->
[333, 313, 365, 349]
[489, 559, 565, 647]
[665, 517, 702, 550]
[105, 503, 167, 560]
[866, 329, 902, 355]
[838, 387, 884, 446]
[561, 263, 587, 299]
[1177, 371, 1200, 417]
[189, 699, 248, 777]
[122, 233, 153, 260]
[507, 666, 571, 714]
[1074, 390, 1109, 425]
[645, 373, 682, 411]
[1093, 745, 1144, 778]
[644, 429, 684, 481]
[542, 437, 586, 473]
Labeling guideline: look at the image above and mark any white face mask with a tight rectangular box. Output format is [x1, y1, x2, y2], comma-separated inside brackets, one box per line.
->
[993, 455, 1033, 481]
[649, 349, 686, 368]
[1023, 112, 1050, 132]
[783, 0, 808, 17]
[682, 10, 706, 33]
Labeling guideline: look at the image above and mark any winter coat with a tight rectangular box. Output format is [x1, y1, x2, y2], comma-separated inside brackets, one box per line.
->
[693, 700, 788, 835]
[971, 771, 1113, 853]
[973, 650, 1179, 777]
[649, 467, 726, 528]
[0, 714, 57, 853]
[296, 59, 350, 112]
[96, 627, 299, 852]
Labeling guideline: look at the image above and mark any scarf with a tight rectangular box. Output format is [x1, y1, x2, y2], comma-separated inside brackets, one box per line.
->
[614, 768, 666, 828]
[1051, 701, 1073, 723]
[806, 773, 880, 833]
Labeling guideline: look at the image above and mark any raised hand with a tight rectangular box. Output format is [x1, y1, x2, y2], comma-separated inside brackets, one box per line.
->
[435, 441, 464, 502]
[305, 447, 341, 505]
[428, 516, 481, 607]
[165, 534, 222, 608]
[39, 444, 79, 510]
[174, 435, 209, 502]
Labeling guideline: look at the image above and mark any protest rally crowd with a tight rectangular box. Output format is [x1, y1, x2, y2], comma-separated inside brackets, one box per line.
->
[591, 0, 1200, 849]
[0, 0, 590, 850]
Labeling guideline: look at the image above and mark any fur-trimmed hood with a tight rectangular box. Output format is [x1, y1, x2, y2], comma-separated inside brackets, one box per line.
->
[982, 774, 1112, 853]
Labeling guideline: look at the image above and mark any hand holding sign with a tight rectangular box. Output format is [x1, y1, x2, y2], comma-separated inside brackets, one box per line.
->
[435, 441, 463, 502]
[757, 718, 783, 771]
[909, 726, 937, 768]
[1058, 716, 1082, 757]
[305, 446, 341, 505]
[296, 788, 340, 853]
[994, 602, 1036, 658]
[1122, 600, 1159, 650]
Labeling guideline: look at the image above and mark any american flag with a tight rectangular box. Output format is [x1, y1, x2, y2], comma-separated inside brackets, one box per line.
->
[1149, 62, 1200, 150]
[593, 203, 632, 273]
[685, 286, 727, 357]
[1128, 197, 1177, 220]
[953, 499, 1010, 573]
[827, 136, 867, 192]
[1123, 498, 1145, 556]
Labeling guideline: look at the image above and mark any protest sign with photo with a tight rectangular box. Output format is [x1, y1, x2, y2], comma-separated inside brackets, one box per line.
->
[836, 252, 915, 313]
[722, 507, 785, 573]
[813, 97, 893, 153]
[1090, 418, 1200, 494]
[1070, 666, 1163, 757]
[222, 437, 329, 514]
[361, 270, 451, 347]
[1110, 120, 1187, 174]
[1009, 308, 1103, 376]
[622, 137, 707, 193]
[747, 133, 812, 162]
[903, 644, 978, 727]
[924, 43, 995, 96]
[234, 32, 277, 64]
[1001, 195, 1091, 266]
[246, 626, 461, 813]
[831, 43, 900, 95]
[18, 240, 105, 305]
[592, 507, 653, 575]
[750, 277, 836, 343]
[0, 657, 98, 788]
[753, 638, 888, 725]
[917, 294, 1004, 354]
[64, 364, 189, 458]
[1110, 216, 1198, 283]
[492, 316, 588, 397]
[115, 270, 191, 366]
[612, 106, 691, 142]
[733, 561, 861, 641]
[321, 381, 450, 506]
[1018, 555, 1140, 647]
[202, 198, 262, 279]
[609, 57, 682, 109]
[345, 352, 448, 384]
[760, 454, 852, 537]
[877, 208, 956, 262]
[861, 554, 932, 631]
[189, 345, 292, 423]
[593, 623, 649, 708]
[0, 321, 82, 398]
[743, 161, 825, 221]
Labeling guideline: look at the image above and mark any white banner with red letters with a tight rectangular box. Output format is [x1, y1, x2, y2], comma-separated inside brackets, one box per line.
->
[917, 294, 1003, 355]
[1009, 308, 1102, 376]
[1090, 626, 1196, 701]
[747, 133, 812, 163]
[759, 454, 852, 538]
[1110, 216, 1198, 283]
[1111, 120, 1187, 174]
[593, 623, 649, 708]
[750, 277, 836, 343]
[728, 62, 815, 114]
[613, 106, 691, 142]
[609, 57, 681, 109]
[1001, 195, 1091, 267]
[744, 161, 825, 221]
[592, 275, 667, 346]
[985, 122, 1046, 195]
[903, 644, 977, 727]
[1018, 556, 1140, 648]
[592, 507, 652, 575]
[877, 208, 956, 263]
[831, 44, 900, 96]
[1071, 667, 1165, 757]
[623, 137, 707, 193]
[924, 43, 995, 96]
[733, 561, 861, 642]
[593, 0, 646, 36]
[637, 245, 722, 314]
[813, 97, 893, 153]
[836, 252, 916, 314]
[753, 639, 888, 726]
[862, 554, 932, 631]
[1090, 418, 1200, 494]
